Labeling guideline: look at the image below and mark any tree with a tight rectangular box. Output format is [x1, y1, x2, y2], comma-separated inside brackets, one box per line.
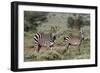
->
[67, 16, 74, 29]
[24, 11, 48, 32]
[67, 14, 90, 30]
[74, 15, 84, 30]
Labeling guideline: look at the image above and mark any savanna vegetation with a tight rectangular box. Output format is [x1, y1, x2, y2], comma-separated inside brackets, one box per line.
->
[24, 11, 90, 62]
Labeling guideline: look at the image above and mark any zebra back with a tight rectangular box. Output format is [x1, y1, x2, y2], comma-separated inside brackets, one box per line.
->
[34, 33, 56, 47]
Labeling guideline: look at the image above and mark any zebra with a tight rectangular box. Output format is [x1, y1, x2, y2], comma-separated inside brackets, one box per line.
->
[33, 32, 56, 52]
[64, 29, 84, 54]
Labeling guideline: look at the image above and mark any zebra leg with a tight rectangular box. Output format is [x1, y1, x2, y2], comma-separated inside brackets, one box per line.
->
[67, 44, 70, 55]
[63, 43, 69, 53]
[49, 46, 53, 50]
[66, 44, 69, 51]
[37, 44, 41, 52]
[50, 47, 53, 50]
[77, 44, 81, 55]
[49, 44, 54, 50]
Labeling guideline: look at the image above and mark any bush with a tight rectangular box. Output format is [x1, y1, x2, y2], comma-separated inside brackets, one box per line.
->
[24, 11, 90, 62]
[24, 32, 34, 48]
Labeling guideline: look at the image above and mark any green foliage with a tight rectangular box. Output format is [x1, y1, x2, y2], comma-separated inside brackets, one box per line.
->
[24, 11, 90, 61]
[24, 11, 47, 32]
[67, 16, 74, 29]
[25, 50, 64, 61]
[24, 39, 90, 61]
[55, 35, 65, 45]
[37, 50, 63, 60]
[67, 14, 90, 30]
[24, 32, 34, 48]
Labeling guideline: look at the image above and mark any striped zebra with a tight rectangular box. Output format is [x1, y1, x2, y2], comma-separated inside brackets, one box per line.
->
[64, 29, 84, 53]
[33, 32, 56, 52]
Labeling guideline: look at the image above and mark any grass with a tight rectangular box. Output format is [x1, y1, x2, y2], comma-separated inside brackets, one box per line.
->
[24, 12, 90, 62]
[24, 38, 90, 62]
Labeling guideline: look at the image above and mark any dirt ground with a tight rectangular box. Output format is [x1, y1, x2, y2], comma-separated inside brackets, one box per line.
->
[24, 45, 65, 54]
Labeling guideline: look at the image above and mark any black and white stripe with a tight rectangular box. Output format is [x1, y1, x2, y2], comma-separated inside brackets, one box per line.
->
[34, 33, 41, 45]
[64, 37, 70, 42]
[64, 29, 84, 53]
[33, 33, 56, 52]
